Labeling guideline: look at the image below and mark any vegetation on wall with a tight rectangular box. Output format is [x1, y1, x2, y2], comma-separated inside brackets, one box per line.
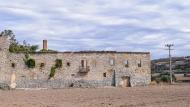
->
[23, 54, 36, 68]
[48, 59, 63, 79]
[39, 49, 57, 52]
[48, 66, 57, 79]
[26, 58, 36, 68]
[0, 30, 39, 52]
[55, 59, 62, 68]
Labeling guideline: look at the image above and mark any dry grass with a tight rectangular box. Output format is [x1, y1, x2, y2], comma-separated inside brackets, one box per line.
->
[0, 83, 189, 107]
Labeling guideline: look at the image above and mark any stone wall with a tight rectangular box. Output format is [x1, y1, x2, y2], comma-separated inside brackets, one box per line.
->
[0, 37, 151, 88]
[0, 36, 11, 84]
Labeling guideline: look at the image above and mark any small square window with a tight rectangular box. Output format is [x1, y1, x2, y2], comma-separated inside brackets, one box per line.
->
[11, 63, 16, 68]
[67, 62, 70, 67]
[40, 63, 45, 68]
[103, 72, 107, 77]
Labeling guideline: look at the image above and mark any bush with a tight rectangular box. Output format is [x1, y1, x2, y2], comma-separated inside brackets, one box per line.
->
[160, 72, 170, 76]
[9, 42, 38, 53]
[161, 75, 170, 82]
[160, 72, 176, 82]
[39, 49, 57, 52]
[23, 54, 36, 69]
[48, 66, 56, 79]
[26, 58, 36, 68]
[48, 59, 63, 79]
[55, 59, 62, 68]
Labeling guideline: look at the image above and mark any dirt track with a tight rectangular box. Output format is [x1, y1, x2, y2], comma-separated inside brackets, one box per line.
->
[0, 84, 190, 107]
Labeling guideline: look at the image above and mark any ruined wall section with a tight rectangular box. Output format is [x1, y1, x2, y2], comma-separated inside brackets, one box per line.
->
[0, 36, 151, 88]
[0, 37, 11, 83]
[7, 52, 151, 88]
[8, 53, 117, 88]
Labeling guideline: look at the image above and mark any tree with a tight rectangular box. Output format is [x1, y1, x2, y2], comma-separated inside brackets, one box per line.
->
[0, 30, 39, 52]
[0, 30, 17, 43]
[0, 30, 14, 37]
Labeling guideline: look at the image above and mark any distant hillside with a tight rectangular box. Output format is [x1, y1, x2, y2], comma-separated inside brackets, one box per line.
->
[151, 56, 190, 73]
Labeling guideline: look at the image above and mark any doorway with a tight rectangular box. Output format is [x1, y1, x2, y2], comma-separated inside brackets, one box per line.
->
[121, 76, 130, 87]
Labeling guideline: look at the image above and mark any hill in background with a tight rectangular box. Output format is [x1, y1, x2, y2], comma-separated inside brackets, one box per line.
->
[151, 56, 190, 73]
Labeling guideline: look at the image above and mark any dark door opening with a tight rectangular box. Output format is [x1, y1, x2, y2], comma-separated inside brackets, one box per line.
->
[121, 76, 130, 87]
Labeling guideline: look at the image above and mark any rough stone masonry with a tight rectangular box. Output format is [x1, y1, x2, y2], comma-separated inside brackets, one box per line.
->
[0, 36, 151, 89]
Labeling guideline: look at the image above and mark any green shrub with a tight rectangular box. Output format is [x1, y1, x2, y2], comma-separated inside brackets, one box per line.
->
[55, 59, 62, 68]
[48, 59, 63, 79]
[9, 42, 38, 53]
[160, 72, 176, 82]
[23, 54, 36, 69]
[161, 75, 170, 82]
[39, 49, 57, 52]
[48, 66, 56, 79]
[26, 58, 36, 68]
[160, 72, 170, 76]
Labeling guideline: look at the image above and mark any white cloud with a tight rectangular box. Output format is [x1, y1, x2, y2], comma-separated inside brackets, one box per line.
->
[0, 0, 190, 58]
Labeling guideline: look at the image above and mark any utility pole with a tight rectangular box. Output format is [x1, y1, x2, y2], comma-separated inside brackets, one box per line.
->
[165, 44, 174, 84]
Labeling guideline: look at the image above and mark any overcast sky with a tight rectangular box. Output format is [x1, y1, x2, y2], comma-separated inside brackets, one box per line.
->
[0, 0, 190, 59]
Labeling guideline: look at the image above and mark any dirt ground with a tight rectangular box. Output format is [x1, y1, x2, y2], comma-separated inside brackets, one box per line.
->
[0, 83, 190, 107]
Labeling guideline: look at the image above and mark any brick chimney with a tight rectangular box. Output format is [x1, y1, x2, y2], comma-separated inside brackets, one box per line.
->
[43, 40, 48, 50]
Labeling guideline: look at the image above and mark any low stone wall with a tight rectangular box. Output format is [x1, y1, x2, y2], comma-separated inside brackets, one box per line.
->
[15, 79, 112, 89]
[130, 75, 151, 87]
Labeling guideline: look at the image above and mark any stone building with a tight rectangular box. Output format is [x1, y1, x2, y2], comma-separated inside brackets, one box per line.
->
[0, 36, 151, 88]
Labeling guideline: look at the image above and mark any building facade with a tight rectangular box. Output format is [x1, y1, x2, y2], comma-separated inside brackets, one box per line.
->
[0, 36, 151, 88]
